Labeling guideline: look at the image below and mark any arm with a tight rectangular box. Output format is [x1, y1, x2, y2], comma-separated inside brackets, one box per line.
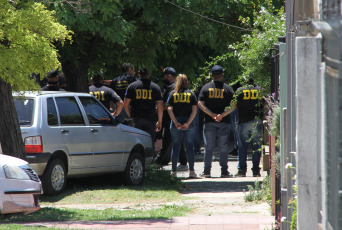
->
[198, 101, 217, 120]
[216, 102, 237, 122]
[123, 98, 131, 118]
[182, 105, 197, 130]
[167, 106, 182, 129]
[156, 100, 163, 132]
[113, 100, 124, 117]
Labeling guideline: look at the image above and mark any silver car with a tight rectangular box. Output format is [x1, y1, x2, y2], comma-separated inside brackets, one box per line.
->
[12, 91, 154, 195]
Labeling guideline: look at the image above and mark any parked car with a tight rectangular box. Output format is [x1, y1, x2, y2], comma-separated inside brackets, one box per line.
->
[0, 154, 42, 215]
[11, 91, 154, 195]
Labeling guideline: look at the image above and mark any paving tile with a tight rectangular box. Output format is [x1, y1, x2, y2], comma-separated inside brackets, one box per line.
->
[207, 224, 224, 229]
[189, 225, 206, 230]
[241, 224, 259, 230]
[224, 224, 242, 230]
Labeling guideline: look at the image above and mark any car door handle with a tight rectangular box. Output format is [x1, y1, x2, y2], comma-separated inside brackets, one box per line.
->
[61, 129, 69, 134]
[91, 129, 98, 133]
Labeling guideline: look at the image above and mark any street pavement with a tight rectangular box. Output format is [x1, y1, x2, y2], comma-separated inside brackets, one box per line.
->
[21, 151, 276, 230]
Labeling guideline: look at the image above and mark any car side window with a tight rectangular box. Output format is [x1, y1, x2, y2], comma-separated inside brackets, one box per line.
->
[47, 98, 58, 126]
[55, 97, 85, 126]
[79, 96, 113, 126]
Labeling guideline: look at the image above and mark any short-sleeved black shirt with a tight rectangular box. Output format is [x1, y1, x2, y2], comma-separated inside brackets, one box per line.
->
[109, 74, 137, 100]
[89, 83, 121, 110]
[167, 88, 197, 118]
[163, 83, 176, 103]
[236, 85, 264, 124]
[125, 79, 162, 120]
[198, 81, 234, 123]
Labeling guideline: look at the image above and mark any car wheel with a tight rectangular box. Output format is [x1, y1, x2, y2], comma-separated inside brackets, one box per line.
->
[42, 158, 66, 195]
[123, 152, 145, 186]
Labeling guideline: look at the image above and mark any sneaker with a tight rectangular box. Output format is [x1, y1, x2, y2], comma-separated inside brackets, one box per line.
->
[200, 171, 211, 178]
[177, 164, 189, 171]
[252, 168, 261, 177]
[235, 170, 247, 177]
[189, 170, 197, 178]
[221, 170, 232, 178]
[171, 171, 177, 178]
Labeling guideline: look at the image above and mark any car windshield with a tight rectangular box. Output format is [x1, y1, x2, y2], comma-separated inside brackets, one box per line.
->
[14, 97, 34, 126]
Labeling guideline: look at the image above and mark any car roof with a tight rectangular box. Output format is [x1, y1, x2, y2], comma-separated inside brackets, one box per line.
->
[13, 91, 91, 97]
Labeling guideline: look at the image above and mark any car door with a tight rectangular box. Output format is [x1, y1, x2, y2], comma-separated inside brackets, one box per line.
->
[54, 96, 94, 173]
[78, 96, 124, 172]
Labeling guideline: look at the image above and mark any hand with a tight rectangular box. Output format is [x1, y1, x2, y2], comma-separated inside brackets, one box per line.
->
[215, 114, 223, 122]
[211, 113, 217, 120]
[181, 123, 189, 130]
[156, 121, 162, 132]
[175, 122, 183, 129]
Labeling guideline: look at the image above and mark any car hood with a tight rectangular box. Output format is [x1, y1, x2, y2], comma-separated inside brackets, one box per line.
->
[0, 154, 28, 167]
[119, 124, 151, 137]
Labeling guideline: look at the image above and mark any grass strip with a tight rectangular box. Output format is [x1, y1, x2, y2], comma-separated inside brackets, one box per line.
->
[0, 205, 191, 223]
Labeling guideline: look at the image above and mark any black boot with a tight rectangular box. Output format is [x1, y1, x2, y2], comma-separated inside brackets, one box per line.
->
[252, 167, 261, 177]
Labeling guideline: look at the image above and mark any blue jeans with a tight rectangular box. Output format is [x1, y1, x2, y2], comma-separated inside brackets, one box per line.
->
[193, 107, 201, 154]
[237, 119, 263, 172]
[170, 117, 196, 172]
[229, 109, 239, 150]
[203, 122, 230, 172]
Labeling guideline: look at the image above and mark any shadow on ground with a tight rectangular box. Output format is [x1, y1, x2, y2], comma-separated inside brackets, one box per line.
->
[181, 180, 256, 194]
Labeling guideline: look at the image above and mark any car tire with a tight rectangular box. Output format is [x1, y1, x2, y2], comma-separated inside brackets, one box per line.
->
[123, 152, 145, 186]
[41, 158, 66, 195]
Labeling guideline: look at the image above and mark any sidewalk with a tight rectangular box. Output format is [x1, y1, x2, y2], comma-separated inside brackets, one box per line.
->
[22, 215, 275, 229]
[21, 152, 276, 230]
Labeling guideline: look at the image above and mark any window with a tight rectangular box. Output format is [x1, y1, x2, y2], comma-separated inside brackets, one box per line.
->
[55, 97, 85, 126]
[79, 97, 113, 126]
[47, 98, 58, 126]
[14, 97, 34, 127]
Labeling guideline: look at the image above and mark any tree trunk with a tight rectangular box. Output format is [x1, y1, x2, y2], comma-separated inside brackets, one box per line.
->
[0, 78, 26, 160]
[62, 37, 99, 93]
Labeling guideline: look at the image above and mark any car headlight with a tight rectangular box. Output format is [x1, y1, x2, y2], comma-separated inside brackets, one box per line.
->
[3, 165, 30, 180]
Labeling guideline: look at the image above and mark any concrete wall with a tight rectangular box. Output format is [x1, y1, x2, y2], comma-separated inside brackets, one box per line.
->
[295, 36, 322, 230]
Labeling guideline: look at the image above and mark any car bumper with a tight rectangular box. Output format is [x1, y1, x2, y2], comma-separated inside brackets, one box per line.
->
[26, 152, 52, 176]
[0, 179, 42, 215]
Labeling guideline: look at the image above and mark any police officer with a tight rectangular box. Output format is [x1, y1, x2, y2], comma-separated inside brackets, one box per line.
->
[89, 74, 124, 117]
[123, 67, 163, 143]
[109, 63, 137, 122]
[198, 65, 236, 178]
[40, 70, 65, 91]
[154, 67, 188, 169]
[234, 80, 264, 177]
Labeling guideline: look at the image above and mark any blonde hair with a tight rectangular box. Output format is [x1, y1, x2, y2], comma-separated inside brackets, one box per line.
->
[175, 74, 188, 93]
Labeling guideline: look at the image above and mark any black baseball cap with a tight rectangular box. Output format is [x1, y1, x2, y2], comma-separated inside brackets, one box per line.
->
[210, 65, 224, 75]
[163, 67, 176, 76]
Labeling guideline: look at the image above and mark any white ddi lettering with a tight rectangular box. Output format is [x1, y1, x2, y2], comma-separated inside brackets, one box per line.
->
[209, 88, 224, 98]
[173, 93, 191, 103]
[136, 89, 152, 99]
[243, 89, 262, 100]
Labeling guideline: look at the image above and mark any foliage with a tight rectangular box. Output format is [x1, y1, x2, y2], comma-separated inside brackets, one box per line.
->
[264, 92, 280, 146]
[210, 1, 285, 92]
[0, 0, 71, 90]
[41, 0, 273, 89]
[243, 176, 270, 203]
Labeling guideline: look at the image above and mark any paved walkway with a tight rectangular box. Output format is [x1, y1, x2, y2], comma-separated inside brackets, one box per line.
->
[22, 215, 275, 229]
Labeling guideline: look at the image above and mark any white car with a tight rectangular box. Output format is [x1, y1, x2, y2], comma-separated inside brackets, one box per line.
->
[0, 154, 42, 215]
